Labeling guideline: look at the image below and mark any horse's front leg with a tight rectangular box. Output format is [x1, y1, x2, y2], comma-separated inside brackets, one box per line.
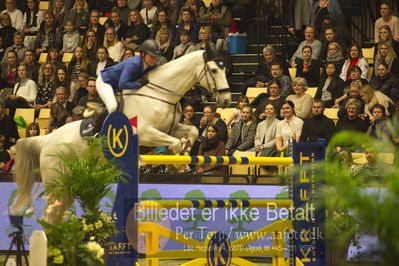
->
[139, 127, 184, 155]
[170, 123, 199, 155]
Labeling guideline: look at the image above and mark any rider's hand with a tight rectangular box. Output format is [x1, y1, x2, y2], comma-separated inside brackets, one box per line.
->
[137, 76, 149, 87]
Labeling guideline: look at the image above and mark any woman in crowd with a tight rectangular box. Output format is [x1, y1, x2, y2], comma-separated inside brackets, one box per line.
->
[255, 103, 280, 157]
[275, 100, 303, 153]
[47, 102, 70, 133]
[320, 27, 347, 60]
[22, 0, 44, 35]
[374, 42, 399, 78]
[375, 25, 399, 57]
[54, 65, 71, 95]
[286, 77, 313, 119]
[339, 44, 368, 81]
[34, 11, 61, 55]
[5, 64, 37, 117]
[335, 65, 369, 107]
[50, 0, 66, 30]
[67, 46, 92, 101]
[225, 105, 256, 156]
[315, 62, 345, 107]
[251, 79, 286, 121]
[53, 86, 74, 114]
[150, 9, 175, 40]
[1, 0, 23, 30]
[174, 8, 199, 45]
[0, 13, 17, 49]
[103, 27, 124, 62]
[374, 1, 399, 43]
[26, 122, 39, 137]
[0, 50, 19, 95]
[294, 45, 320, 87]
[226, 95, 249, 127]
[196, 124, 227, 174]
[124, 9, 150, 49]
[366, 104, 392, 141]
[360, 84, 395, 118]
[86, 9, 106, 47]
[74, 72, 89, 104]
[337, 80, 365, 118]
[63, 0, 89, 33]
[82, 30, 99, 62]
[121, 47, 134, 60]
[203, 0, 231, 40]
[181, 0, 206, 23]
[91, 47, 115, 77]
[194, 26, 214, 51]
[35, 62, 55, 110]
[180, 103, 199, 128]
[336, 98, 369, 133]
[324, 41, 344, 73]
[290, 26, 322, 65]
[369, 62, 399, 104]
[45, 47, 63, 69]
[156, 26, 174, 62]
[140, 0, 157, 27]
[199, 104, 228, 144]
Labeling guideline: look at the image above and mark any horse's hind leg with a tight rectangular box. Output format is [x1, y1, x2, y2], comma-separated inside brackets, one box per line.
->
[170, 123, 199, 155]
[139, 127, 184, 155]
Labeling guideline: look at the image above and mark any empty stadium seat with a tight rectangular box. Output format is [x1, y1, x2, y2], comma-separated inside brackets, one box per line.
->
[36, 108, 51, 128]
[18, 128, 26, 139]
[288, 68, 297, 80]
[14, 108, 35, 126]
[367, 67, 374, 80]
[229, 150, 256, 181]
[99, 17, 108, 25]
[62, 53, 73, 63]
[324, 108, 339, 124]
[39, 1, 49, 11]
[305, 87, 317, 98]
[362, 47, 375, 65]
[216, 108, 235, 122]
[246, 87, 267, 103]
[39, 53, 48, 64]
[352, 152, 394, 165]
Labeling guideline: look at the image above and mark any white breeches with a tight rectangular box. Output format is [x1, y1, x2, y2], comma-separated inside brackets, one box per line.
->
[96, 74, 118, 113]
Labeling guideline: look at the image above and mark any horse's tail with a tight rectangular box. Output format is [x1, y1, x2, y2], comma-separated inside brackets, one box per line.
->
[12, 136, 45, 213]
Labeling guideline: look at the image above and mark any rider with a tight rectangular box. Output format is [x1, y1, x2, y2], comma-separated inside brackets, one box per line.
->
[96, 39, 161, 113]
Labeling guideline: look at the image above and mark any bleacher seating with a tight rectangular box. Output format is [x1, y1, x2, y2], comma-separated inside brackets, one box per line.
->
[288, 68, 296, 80]
[39, 1, 49, 11]
[246, 87, 267, 103]
[14, 108, 35, 126]
[362, 47, 375, 65]
[305, 87, 317, 98]
[62, 53, 74, 64]
[39, 53, 48, 64]
[216, 108, 235, 122]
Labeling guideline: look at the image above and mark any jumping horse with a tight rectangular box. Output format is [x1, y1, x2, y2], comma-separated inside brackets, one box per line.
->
[13, 42, 231, 223]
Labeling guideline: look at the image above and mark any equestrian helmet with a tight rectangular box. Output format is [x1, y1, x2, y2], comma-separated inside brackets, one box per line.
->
[139, 39, 161, 58]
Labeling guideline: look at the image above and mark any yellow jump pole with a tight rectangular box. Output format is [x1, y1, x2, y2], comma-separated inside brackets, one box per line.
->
[140, 155, 293, 166]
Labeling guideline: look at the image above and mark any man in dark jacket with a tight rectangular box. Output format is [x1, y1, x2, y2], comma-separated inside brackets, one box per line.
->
[300, 100, 335, 144]
[369, 62, 399, 104]
[0, 99, 19, 149]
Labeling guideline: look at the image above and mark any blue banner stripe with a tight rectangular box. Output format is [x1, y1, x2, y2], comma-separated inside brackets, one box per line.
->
[192, 200, 200, 208]
[191, 156, 199, 164]
[230, 200, 238, 208]
[204, 200, 212, 207]
[242, 200, 250, 208]
[216, 200, 225, 207]
[216, 156, 224, 164]
[204, 156, 212, 163]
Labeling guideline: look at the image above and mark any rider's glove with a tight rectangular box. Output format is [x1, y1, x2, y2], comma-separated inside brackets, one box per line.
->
[137, 76, 149, 87]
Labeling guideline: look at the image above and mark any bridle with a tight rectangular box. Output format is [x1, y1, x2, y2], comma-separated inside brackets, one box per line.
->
[197, 58, 230, 96]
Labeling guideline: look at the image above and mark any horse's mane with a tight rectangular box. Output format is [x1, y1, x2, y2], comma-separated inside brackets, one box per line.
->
[148, 50, 204, 76]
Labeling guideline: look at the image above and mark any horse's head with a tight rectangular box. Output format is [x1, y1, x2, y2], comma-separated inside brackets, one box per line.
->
[199, 41, 231, 108]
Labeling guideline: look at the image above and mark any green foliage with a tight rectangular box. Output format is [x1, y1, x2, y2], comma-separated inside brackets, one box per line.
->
[40, 214, 104, 266]
[45, 138, 124, 215]
[323, 116, 399, 264]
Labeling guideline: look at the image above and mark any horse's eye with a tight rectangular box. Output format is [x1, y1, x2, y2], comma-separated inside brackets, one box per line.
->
[211, 69, 217, 73]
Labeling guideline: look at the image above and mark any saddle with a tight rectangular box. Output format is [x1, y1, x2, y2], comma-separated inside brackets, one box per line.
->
[80, 102, 108, 137]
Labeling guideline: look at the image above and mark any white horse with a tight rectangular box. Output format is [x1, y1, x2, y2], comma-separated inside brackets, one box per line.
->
[13, 43, 231, 223]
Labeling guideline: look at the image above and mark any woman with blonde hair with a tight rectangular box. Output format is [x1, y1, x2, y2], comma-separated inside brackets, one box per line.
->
[375, 25, 399, 57]
[35, 62, 55, 110]
[155, 26, 174, 61]
[374, 42, 399, 78]
[360, 84, 395, 118]
[225, 105, 256, 155]
[286, 77, 314, 119]
[63, 0, 89, 33]
[82, 29, 98, 62]
[194, 26, 214, 51]
[104, 27, 124, 62]
[34, 11, 61, 55]
[67, 46, 92, 101]
[124, 9, 150, 49]
[0, 12, 17, 49]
